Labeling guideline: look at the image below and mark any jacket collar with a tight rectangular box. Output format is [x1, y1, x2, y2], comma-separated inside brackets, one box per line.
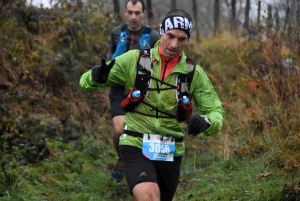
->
[152, 41, 189, 74]
[158, 43, 182, 65]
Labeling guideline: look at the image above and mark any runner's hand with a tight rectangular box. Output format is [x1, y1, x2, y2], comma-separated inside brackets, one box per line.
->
[187, 115, 209, 136]
[92, 59, 115, 83]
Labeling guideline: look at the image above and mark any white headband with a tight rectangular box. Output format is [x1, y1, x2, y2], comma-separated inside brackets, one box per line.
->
[159, 15, 193, 38]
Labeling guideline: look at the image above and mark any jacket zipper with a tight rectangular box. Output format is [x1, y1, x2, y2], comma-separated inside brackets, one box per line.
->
[161, 60, 169, 83]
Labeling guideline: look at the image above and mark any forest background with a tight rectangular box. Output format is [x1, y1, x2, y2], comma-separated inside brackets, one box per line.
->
[0, 0, 300, 200]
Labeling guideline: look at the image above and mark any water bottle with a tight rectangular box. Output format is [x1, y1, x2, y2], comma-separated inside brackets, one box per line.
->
[120, 89, 141, 112]
[182, 96, 189, 105]
[131, 90, 141, 99]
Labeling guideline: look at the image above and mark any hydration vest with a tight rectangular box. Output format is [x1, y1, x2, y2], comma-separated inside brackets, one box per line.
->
[120, 47, 196, 122]
[111, 24, 152, 59]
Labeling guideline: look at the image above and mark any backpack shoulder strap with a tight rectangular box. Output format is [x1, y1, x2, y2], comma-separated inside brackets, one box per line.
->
[121, 24, 127, 32]
[176, 56, 196, 99]
[135, 53, 196, 96]
[135, 47, 152, 96]
[128, 51, 196, 120]
[185, 56, 196, 91]
[143, 25, 152, 34]
[138, 47, 152, 71]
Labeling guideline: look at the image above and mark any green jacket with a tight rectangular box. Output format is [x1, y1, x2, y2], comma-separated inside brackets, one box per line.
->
[80, 42, 224, 156]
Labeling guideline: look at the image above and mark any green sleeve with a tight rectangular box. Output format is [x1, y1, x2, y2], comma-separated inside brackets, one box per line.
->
[79, 69, 104, 92]
[191, 66, 225, 136]
[79, 50, 140, 93]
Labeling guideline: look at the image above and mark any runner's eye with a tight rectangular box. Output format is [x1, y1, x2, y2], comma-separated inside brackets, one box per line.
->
[167, 33, 175, 39]
[178, 37, 187, 42]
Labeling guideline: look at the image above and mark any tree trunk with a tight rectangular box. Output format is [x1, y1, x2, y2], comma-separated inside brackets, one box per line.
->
[297, 0, 300, 26]
[230, 0, 236, 31]
[297, 9, 300, 26]
[275, 7, 280, 30]
[267, 4, 272, 29]
[171, 0, 176, 10]
[192, 0, 200, 41]
[214, 0, 220, 36]
[146, 0, 154, 25]
[244, 0, 250, 30]
[257, 1, 261, 25]
[113, 0, 120, 20]
[284, 6, 290, 32]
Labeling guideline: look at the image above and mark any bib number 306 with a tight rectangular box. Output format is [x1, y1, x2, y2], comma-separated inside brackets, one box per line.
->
[142, 134, 176, 162]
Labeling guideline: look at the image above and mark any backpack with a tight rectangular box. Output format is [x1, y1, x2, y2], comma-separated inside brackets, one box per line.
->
[111, 24, 152, 59]
[120, 47, 196, 122]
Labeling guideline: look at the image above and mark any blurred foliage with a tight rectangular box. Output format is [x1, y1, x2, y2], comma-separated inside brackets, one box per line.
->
[0, 0, 299, 200]
[188, 30, 300, 168]
[0, 0, 114, 187]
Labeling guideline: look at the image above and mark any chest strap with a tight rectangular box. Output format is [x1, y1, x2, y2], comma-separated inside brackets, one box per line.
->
[124, 130, 183, 142]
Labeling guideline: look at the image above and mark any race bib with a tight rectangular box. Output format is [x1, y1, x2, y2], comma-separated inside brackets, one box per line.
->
[142, 134, 176, 162]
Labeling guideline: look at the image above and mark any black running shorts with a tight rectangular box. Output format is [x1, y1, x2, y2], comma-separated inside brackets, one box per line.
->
[109, 84, 126, 118]
[119, 145, 182, 201]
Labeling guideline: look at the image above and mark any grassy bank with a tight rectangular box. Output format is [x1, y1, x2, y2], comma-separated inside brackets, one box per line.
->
[1, 2, 300, 201]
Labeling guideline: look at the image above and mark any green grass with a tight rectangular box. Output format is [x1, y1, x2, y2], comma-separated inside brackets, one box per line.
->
[1, 136, 298, 201]
[176, 155, 293, 201]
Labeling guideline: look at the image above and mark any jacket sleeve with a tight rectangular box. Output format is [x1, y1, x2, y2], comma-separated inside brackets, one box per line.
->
[79, 64, 120, 92]
[79, 50, 139, 93]
[79, 69, 102, 92]
[191, 66, 225, 136]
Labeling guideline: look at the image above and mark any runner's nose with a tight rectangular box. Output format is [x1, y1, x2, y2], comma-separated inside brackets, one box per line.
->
[170, 39, 179, 48]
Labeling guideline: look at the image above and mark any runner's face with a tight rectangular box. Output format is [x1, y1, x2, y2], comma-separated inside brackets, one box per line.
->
[125, 1, 145, 31]
[160, 29, 188, 59]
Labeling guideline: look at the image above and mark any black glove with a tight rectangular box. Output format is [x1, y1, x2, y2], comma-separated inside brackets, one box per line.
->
[92, 58, 115, 84]
[188, 115, 210, 136]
